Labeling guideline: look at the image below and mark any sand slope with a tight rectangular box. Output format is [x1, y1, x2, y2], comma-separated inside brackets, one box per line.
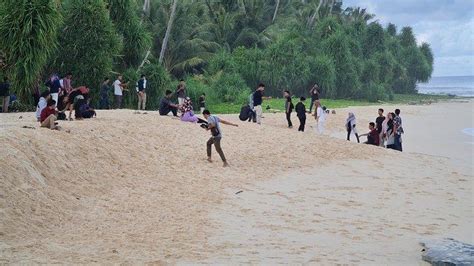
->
[0, 101, 472, 264]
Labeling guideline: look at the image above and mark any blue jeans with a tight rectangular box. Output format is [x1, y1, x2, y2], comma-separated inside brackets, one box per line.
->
[394, 134, 403, 152]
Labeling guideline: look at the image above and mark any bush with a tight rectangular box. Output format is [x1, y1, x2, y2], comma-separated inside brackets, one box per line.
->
[209, 73, 250, 104]
[138, 62, 172, 110]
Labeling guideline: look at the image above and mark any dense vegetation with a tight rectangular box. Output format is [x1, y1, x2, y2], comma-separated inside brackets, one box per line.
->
[0, 0, 433, 110]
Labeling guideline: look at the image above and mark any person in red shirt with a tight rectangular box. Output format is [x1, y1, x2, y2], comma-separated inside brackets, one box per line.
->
[360, 122, 380, 146]
[40, 99, 58, 130]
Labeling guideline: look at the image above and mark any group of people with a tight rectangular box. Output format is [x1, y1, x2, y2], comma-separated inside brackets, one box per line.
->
[346, 108, 404, 151]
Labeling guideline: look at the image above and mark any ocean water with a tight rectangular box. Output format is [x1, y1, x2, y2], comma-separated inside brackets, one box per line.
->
[417, 75, 474, 97]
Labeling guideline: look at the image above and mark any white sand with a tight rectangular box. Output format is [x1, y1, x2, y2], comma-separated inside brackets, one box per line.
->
[0, 100, 472, 264]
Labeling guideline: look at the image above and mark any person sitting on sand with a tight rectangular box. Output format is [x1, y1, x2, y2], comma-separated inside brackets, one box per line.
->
[40, 99, 59, 130]
[346, 112, 360, 143]
[180, 97, 207, 124]
[202, 110, 238, 167]
[359, 122, 379, 146]
[316, 105, 327, 134]
[159, 90, 179, 116]
[67, 86, 89, 120]
[35, 90, 51, 122]
[295, 97, 306, 132]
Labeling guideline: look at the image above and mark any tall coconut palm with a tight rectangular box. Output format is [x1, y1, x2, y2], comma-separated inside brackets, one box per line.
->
[0, 0, 61, 101]
[159, 0, 177, 64]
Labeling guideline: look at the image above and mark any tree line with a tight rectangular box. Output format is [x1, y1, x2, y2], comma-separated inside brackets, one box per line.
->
[0, 0, 433, 110]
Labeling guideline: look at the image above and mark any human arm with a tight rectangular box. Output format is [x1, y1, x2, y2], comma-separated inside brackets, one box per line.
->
[219, 119, 238, 127]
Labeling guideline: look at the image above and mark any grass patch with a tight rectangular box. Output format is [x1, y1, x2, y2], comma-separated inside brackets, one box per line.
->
[207, 93, 454, 114]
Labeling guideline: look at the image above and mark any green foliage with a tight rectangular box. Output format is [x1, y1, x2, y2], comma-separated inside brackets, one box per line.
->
[209, 72, 250, 104]
[0, 0, 61, 100]
[108, 0, 151, 68]
[399, 26, 416, 48]
[308, 55, 336, 98]
[55, 0, 121, 99]
[139, 60, 172, 109]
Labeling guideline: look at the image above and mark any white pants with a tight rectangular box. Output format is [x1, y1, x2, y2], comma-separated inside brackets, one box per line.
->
[254, 105, 262, 124]
[51, 93, 59, 107]
[200, 107, 205, 114]
[317, 120, 325, 134]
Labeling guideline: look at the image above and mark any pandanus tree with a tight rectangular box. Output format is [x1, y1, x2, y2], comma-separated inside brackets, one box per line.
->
[0, 0, 61, 101]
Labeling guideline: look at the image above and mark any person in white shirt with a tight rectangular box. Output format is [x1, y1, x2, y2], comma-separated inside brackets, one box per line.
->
[35, 91, 51, 122]
[316, 105, 327, 134]
[113, 75, 127, 109]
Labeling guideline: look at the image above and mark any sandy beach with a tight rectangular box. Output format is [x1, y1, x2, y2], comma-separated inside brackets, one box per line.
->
[0, 100, 472, 264]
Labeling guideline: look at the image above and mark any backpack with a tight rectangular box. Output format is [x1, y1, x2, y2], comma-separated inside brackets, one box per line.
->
[239, 105, 251, 121]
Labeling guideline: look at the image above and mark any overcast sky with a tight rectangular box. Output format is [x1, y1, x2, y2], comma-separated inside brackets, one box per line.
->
[343, 0, 474, 77]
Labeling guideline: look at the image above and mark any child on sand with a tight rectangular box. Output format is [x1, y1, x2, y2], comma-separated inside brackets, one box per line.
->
[295, 97, 306, 132]
[346, 112, 360, 143]
[202, 110, 238, 167]
[359, 122, 379, 146]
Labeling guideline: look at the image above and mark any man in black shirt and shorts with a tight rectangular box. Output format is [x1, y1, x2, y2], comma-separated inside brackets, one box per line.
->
[375, 108, 385, 147]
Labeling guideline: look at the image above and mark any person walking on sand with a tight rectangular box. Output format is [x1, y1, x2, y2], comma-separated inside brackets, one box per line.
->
[176, 79, 186, 107]
[316, 105, 327, 134]
[202, 109, 238, 167]
[295, 97, 306, 132]
[309, 83, 320, 113]
[346, 112, 360, 143]
[283, 90, 293, 128]
[393, 109, 404, 152]
[253, 83, 266, 125]
[137, 74, 147, 111]
[113, 75, 127, 109]
[375, 108, 385, 147]
[40, 99, 59, 130]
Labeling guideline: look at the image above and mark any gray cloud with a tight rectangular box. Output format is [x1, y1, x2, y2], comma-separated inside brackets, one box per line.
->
[343, 0, 474, 76]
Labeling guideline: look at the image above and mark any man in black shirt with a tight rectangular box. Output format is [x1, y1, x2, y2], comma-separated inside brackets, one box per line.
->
[0, 77, 10, 113]
[283, 90, 293, 128]
[295, 97, 306, 132]
[159, 90, 179, 116]
[253, 83, 265, 125]
[375, 108, 385, 147]
[309, 83, 320, 113]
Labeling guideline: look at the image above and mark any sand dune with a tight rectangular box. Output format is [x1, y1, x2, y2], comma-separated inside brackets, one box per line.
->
[0, 100, 472, 264]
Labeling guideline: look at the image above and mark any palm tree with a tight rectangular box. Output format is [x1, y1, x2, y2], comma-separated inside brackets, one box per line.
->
[159, 0, 178, 64]
[0, 0, 61, 101]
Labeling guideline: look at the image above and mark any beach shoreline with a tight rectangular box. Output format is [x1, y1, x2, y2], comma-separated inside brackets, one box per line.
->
[0, 100, 472, 264]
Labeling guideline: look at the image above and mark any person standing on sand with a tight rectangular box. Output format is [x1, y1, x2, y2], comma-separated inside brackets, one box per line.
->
[283, 90, 293, 128]
[393, 109, 404, 152]
[113, 75, 127, 109]
[386, 112, 396, 150]
[40, 99, 58, 130]
[202, 109, 238, 167]
[316, 105, 327, 134]
[346, 112, 360, 143]
[0, 77, 10, 113]
[198, 93, 206, 113]
[295, 97, 306, 132]
[176, 79, 186, 107]
[253, 83, 266, 125]
[309, 83, 320, 113]
[375, 108, 385, 147]
[137, 74, 147, 111]
[100, 78, 111, 109]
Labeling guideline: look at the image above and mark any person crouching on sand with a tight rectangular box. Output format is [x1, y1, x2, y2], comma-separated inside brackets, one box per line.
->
[359, 122, 379, 146]
[346, 112, 360, 143]
[202, 110, 238, 167]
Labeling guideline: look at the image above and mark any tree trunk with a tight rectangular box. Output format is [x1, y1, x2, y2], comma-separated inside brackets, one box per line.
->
[142, 0, 150, 18]
[272, 0, 280, 23]
[159, 0, 178, 65]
